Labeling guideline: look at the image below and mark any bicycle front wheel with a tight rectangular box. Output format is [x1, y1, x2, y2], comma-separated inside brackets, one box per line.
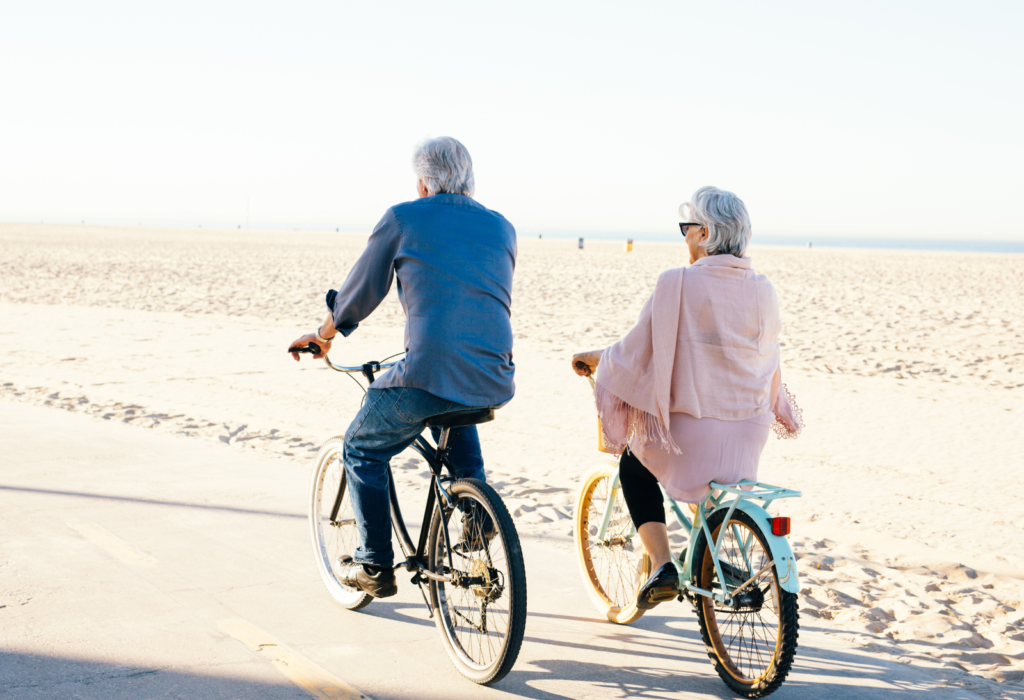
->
[574, 467, 650, 624]
[694, 509, 799, 698]
[309, 436, 373, 611]
[427, 478, 526, 685]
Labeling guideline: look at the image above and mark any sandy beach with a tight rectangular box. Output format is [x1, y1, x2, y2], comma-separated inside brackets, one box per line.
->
[2, 222, 1023, 698]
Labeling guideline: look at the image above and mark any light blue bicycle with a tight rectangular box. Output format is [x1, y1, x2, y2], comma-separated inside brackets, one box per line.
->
[574, 411, 802, 697]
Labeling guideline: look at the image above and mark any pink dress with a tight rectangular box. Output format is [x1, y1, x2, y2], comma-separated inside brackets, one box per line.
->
[593, 255, 803, 503]
[632, 412, 772, 503]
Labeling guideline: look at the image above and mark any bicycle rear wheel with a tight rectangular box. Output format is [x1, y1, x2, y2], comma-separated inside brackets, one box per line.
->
[427, 478, 526, 685]
[694, 509, 799, 697]
[309, 436, 373, 611]
[574, 467, 650, 624]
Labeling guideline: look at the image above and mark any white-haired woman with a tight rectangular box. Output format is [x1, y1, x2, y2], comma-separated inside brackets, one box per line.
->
[572, 186, 802, 608]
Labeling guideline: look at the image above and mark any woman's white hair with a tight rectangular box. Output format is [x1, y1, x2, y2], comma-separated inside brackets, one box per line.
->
[680, 186, 752, 257]
[412, 136, 475, 197]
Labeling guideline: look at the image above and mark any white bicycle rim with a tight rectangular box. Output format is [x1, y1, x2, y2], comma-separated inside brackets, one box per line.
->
[309, 437, 370, 608]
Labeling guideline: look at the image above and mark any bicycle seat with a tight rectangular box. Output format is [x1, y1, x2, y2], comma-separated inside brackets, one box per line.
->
[425, 408, 495, 429]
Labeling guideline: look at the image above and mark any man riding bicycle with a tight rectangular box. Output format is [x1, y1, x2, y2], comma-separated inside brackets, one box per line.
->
[288, 136, 517, 598]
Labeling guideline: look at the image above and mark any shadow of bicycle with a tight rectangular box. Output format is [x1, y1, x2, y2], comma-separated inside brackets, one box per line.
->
[351, 600, 965, 699]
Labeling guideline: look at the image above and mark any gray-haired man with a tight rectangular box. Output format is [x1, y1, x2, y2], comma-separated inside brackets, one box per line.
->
[288, 137, 516, 596]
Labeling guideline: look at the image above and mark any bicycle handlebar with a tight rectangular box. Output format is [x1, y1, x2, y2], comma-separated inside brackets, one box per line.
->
[289, 341, 401, 377]
[322, 355, 400, 374]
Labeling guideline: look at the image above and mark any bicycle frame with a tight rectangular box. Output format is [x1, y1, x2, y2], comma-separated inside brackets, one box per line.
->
[321, 354, 468, 616]
[385, 430, 466, 616]
[595, 472, 802, 603]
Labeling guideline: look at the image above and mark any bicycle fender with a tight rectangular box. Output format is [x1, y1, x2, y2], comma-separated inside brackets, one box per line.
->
[704, 501, 800, 594]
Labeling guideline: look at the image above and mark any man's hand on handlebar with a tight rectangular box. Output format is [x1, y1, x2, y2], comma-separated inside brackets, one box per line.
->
[289, 313, 340, 362]
[571, 349, 603, 377]
[289, 332, 330, 361]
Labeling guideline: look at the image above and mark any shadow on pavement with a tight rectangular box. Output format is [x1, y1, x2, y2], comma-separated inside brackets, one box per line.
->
[496, 658, 954, 700]
[328, 600, 956, 699]
[0, 484, 303, 519]
[0, 650, 309, 700]
[0, 646, 955, 700]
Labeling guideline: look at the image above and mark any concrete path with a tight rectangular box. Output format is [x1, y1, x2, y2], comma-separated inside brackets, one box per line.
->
[0, 402, 981, 699]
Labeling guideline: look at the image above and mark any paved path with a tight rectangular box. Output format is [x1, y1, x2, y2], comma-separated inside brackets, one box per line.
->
[0, 402, 981, 699]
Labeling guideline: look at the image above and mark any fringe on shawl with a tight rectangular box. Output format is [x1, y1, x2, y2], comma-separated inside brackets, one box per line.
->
[771, 383, 805, 440]
[593, 380, 682, 456]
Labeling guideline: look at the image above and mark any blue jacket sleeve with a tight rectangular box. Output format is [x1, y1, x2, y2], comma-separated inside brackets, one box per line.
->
[328, 208, 402, 337]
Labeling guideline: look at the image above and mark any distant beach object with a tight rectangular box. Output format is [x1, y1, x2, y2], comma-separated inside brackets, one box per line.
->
[578, 237, 584, 249]
[538, 234, 542, 239]
[625, 239, 634, 252]
[808, 242, 813, 248]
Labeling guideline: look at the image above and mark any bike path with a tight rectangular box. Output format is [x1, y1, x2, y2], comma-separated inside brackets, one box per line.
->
[0, 401, 982, 700]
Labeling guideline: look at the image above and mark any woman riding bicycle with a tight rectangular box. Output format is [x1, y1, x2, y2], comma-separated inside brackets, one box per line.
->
[572, 186, 802, 610]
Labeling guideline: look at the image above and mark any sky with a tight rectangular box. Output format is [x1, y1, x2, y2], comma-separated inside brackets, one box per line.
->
[2, 1, 1022, 240]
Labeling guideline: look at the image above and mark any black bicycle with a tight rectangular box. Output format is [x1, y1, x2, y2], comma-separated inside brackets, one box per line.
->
[305, 351, 527, 684]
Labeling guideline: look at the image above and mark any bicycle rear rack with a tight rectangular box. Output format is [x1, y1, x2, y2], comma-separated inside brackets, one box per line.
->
[706, 479, 802, 512]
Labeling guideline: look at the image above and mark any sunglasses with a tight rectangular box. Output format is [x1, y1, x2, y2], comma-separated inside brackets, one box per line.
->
[678, 222, 704, 235]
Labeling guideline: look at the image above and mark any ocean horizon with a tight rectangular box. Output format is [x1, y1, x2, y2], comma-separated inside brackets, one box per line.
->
[531, 231, 1024, 255]
[6, 219, 1022, 255]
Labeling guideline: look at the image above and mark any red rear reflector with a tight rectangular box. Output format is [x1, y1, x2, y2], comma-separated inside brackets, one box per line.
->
[770, 517, 791, 536]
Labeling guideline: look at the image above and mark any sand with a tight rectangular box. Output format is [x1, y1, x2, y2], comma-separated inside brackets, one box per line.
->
[2, 222, 1023, 697]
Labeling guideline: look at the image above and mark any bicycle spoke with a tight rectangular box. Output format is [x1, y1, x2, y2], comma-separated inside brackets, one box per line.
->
[310, 442, 375, 611]
[705, 516, 787, 683]
[583, 475, 645, 609]
[318, 458, 361, 587]
[434, 491, 516, 672]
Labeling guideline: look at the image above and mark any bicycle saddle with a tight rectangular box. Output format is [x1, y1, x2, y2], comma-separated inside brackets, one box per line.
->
[425, 408, 495, 428]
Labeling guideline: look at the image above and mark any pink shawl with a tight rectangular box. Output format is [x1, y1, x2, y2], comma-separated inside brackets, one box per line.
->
[594, 255, 802, 454]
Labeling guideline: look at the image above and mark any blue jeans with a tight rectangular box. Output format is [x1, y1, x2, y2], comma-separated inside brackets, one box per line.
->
[343, 386, 489, 567]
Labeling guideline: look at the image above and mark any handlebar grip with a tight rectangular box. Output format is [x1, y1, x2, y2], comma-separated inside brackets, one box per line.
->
[288, 342, 322, 355]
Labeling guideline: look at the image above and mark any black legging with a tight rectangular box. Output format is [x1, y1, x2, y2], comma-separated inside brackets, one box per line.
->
[618, 447, 665, 528]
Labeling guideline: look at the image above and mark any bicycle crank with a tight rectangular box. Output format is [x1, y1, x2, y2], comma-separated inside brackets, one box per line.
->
[448, 561, 504, 603]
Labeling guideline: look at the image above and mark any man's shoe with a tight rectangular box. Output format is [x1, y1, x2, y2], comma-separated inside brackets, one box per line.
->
[637, 562, 680, 610]
[335, 556, 397, 598]
[457, 506, 497, 553]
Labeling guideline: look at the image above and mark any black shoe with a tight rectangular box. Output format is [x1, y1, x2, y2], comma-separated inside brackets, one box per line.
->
[637, 562, 680, 610]
[457, 506, 496, 553]
[335, 556, 397, 598]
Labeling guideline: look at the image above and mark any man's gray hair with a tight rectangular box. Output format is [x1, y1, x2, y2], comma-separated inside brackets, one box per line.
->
[412, 136, 475, 197]
[680, 186, 752, 257]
